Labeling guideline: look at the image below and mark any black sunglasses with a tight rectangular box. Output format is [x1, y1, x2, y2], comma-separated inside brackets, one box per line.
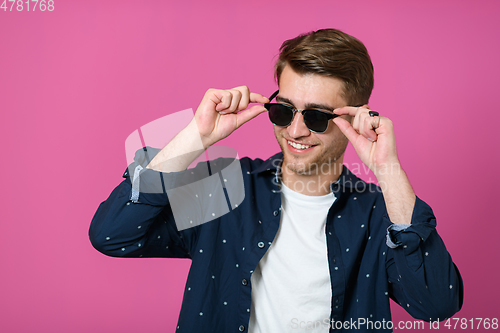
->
[264, 90, 361, 133]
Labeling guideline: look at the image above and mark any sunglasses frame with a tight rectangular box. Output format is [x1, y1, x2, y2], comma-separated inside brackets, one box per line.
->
[264, 90, 355, 133]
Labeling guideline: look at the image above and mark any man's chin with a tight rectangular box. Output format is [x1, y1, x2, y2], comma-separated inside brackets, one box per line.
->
[281, 150, 343, 178]
[287, 165, 315, 176]
[283, 158, 318, 176]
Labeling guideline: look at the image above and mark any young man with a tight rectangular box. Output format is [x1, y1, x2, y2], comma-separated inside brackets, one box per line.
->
[90, 29, 463, 332]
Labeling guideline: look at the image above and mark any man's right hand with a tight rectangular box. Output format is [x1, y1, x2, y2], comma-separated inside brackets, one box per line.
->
[146, 86, 268, 172]
[194, 86, 269, 148]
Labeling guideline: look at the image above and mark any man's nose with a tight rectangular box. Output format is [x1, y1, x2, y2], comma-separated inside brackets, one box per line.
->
[287, 112, 311, 139]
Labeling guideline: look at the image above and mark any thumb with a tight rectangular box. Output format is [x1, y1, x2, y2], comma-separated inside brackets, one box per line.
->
[250, 92, 270, 104]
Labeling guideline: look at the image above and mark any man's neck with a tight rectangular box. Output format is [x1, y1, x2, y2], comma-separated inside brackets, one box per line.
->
[281, 160, 344, 196]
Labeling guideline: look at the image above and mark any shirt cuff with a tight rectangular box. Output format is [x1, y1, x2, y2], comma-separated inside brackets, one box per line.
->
[124, 147, 186, 206]
[385, 196, 437, 250]
[386, 223, 411, 249]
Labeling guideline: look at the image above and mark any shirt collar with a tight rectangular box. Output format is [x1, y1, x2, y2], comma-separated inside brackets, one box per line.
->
[253, 152, 367, 190]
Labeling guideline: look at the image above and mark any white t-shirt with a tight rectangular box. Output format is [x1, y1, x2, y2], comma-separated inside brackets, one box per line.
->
[248, 182, 336, 332]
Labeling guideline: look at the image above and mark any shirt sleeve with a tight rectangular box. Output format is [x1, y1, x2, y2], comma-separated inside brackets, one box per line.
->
[384, 196, 464, 321]
[88, 147, 200, 259]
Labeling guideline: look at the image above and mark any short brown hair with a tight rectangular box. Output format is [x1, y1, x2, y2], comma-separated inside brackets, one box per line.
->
[275, 28, 374, 106]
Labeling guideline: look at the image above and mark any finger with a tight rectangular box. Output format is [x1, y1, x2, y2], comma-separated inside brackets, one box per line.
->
[231, 86, 269, 110]
[373, 116, 381, 132]
[352, 107, 361, 132]
[249, 92, 270, 104]
[332, 117, 362, 144]
[227, 89, 242, 113]
[231, 86, 250, 111]
[235, 105, 267, 128]
[338, 106, 379, 141]
[360, 114, 378, 141]
[218, 87, 269, 114]
[225, 91, 269, 114]
[334, 106, 361, 117]
[214, 90, 233, 112]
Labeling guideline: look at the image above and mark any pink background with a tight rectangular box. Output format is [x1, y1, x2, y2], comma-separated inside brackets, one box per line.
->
[1, 0, 499, 332]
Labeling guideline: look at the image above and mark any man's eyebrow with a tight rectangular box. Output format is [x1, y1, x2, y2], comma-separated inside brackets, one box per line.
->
[276, 96, 335, 112]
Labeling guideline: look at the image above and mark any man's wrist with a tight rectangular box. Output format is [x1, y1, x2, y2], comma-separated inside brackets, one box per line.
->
[189, 118, 215, 150]
[372, 159, 403, 182]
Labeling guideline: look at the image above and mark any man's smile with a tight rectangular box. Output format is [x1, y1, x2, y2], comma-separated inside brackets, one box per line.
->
[287, 140, 316, 150]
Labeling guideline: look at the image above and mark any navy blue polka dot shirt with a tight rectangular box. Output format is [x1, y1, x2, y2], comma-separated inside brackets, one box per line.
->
[90, 147, 463, 332]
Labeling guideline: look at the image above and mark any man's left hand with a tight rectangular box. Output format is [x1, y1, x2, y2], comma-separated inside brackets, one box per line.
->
[333, 106, 399, 177]
[333, 106, 415, 225]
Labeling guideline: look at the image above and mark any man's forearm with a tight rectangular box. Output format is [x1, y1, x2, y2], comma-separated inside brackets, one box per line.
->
[376, 163, 416, 225]
[146, 119, 208, 173]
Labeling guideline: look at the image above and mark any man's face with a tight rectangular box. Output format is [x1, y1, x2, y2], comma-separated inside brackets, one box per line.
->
[274, 65, 350, 176]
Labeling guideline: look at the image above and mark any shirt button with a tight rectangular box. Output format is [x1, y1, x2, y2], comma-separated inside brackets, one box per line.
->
[239, 325, 246, 332]
[242, 279, 248, 286]
[273, 210, 279, 216]
[257, 242, 265, 248]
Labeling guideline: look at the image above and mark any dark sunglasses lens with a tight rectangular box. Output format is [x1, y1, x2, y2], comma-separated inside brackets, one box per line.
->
[304, 111, 330, 133]
[268, 105, 293, 127]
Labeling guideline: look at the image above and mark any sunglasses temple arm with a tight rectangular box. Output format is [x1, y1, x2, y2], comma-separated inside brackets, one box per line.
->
[268, 90, 279, 102]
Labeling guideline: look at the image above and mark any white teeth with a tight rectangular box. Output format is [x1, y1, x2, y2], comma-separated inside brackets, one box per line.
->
[288, 141, 311, 149]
